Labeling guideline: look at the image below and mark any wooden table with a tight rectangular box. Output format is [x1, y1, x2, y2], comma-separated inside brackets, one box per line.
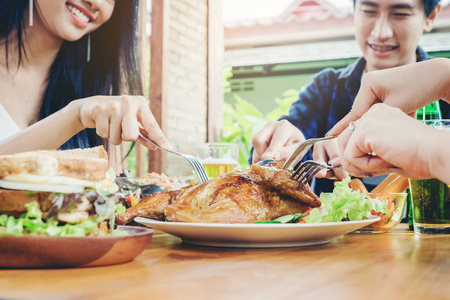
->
[1, 224, 450, 299]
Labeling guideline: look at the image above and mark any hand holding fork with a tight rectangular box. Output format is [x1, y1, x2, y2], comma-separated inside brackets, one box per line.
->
[280, 134, 347, 183]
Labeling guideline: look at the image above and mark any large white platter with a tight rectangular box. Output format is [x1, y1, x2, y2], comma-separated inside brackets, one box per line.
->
[135, 216, 380, 248]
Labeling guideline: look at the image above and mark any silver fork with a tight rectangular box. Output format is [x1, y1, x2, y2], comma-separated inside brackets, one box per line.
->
[292, 160, 343, 184]
[282, 134, 339, 171]
[139, 132, 210, 184]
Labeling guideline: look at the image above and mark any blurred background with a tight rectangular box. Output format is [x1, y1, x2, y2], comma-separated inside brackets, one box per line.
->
[125, 0, 450, 176]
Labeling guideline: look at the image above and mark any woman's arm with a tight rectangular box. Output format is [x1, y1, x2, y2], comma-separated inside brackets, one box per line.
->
[0, 95, 171, 155]
[0, 102, 82, 154]
[337, 104, 450, 184]
[329, 58, 450, 136]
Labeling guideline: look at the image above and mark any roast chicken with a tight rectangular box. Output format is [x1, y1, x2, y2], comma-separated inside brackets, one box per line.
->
[116, 164, 321, 224]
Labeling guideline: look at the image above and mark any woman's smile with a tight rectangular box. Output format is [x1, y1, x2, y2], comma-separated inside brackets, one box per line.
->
[66, 2, 94, 28]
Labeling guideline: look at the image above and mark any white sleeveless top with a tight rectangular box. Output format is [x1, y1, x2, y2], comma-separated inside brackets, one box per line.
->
[0, 103, 20, 141]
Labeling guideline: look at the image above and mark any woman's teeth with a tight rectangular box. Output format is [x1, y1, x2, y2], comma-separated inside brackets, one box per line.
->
[67, 4, 90, 23]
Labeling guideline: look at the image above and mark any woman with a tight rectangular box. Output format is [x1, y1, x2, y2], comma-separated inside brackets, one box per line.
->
[0, 0, 170, 165]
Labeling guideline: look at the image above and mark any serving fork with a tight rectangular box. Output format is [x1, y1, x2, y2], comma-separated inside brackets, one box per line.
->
[138, 132, 209, 184]
[293, 160, 343, 184]
[282, 134, 339, 171]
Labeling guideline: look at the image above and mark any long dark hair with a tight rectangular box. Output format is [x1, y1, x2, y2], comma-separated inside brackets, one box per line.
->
[352, 0, 440, 17]
[0, 0, 143, 149]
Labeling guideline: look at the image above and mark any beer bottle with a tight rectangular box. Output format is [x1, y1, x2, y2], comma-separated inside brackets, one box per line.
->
[407, 187, 414, 230]
[407, 101, 442, 229]
[415, 101, 442, 121]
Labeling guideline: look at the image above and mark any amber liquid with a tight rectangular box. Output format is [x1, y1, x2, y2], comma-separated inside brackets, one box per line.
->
[202, 163, 237, 178]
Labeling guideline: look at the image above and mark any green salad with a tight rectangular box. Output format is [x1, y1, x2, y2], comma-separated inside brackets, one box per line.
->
[0, 201, 127, 237]
[305, 177, 389, 223]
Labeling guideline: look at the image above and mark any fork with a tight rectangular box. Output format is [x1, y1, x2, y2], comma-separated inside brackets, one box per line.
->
[282, 134, 339, 171]
[292, 160, 343, 184]
[138, 132, 210, 184]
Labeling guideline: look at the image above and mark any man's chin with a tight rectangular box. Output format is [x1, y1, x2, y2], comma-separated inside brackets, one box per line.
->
[364, 57, 403, 72]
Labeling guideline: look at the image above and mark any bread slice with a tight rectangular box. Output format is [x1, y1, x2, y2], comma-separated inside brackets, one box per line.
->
[41, 146, 108, 160]
[0, 146, 108, 181]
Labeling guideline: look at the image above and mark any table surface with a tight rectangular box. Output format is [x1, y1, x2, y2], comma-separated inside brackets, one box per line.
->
[1, 224, 450, 300]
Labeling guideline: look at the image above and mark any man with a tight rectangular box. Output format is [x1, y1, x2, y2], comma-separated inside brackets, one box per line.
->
[251, 0, 445, 194]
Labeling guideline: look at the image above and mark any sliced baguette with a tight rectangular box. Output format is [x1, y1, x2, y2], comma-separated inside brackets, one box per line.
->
[0, 146, 108, 181]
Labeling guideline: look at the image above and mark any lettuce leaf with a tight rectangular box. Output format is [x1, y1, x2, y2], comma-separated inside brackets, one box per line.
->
[305, 177, 389, 223]
[0, 214, 8, 226]
[114, 203, 126, 216]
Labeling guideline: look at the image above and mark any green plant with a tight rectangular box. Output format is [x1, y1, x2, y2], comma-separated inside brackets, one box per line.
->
[223, 66, 233, 94]
[221, 89, 298, 169]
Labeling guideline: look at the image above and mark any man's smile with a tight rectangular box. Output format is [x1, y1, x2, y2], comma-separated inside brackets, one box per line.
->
[368, 43, 399, 52]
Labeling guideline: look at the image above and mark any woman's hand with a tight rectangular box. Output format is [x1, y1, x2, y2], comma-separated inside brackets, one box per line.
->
[312, 139, 348, 180]
[251, 120, 305, 164]
[337, 104, 440, 179]
[74, 95, 171, 150]
[328, 58, 450, 137]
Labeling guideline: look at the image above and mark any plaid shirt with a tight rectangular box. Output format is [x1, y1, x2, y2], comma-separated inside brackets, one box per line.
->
[278, 47, 450, 194]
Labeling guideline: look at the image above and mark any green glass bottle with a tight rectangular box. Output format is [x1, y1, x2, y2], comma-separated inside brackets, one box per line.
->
[407, 187, 414, 230]
[415, 101, 442, 121]
[408, 101, 442, 229]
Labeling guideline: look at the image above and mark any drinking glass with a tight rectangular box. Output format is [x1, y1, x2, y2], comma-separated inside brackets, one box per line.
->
[197, 143, 238, 178]
[409, 119, 450, 234]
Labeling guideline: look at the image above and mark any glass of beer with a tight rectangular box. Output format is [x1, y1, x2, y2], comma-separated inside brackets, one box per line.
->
[197, 143, 238, 178]
[409, 119, 450, 234]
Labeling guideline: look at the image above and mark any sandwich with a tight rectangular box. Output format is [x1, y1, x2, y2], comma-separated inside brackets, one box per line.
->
[0, 146, 122, 236]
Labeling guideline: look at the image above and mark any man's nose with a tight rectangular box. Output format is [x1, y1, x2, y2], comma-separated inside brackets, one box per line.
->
[371, 16, 394, 40]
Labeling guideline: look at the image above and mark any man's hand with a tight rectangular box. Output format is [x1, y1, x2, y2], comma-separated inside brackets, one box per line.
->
[252, 120, 305, 164]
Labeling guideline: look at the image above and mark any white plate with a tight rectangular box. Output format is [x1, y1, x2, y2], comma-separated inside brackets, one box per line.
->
[134, 216, 381, 248]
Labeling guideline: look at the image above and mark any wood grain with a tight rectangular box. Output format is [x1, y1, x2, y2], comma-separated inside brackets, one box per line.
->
[148, 0, 170, 174]
[371, 173, 410, 193]
[207, 0, 224, 142]
[1, 225, 450, 299]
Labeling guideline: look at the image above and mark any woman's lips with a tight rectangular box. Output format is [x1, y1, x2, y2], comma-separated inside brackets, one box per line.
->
[66, 3, 93, 28]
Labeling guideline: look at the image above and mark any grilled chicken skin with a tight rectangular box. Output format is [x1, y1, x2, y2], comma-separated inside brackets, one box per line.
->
[116, 164, 320, 224]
